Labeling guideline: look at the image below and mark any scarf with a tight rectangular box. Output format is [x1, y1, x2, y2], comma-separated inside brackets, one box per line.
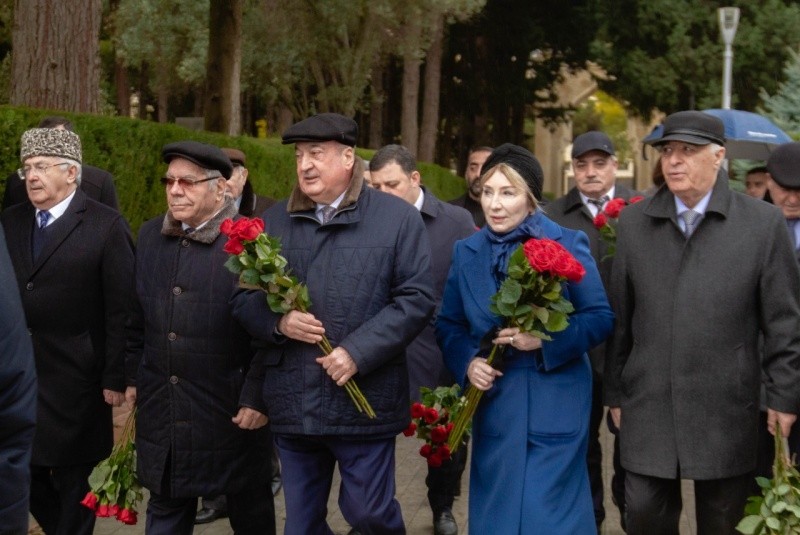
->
[485, 212, 544, 288]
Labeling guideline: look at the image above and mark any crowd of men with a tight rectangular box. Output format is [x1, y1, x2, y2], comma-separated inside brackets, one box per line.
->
[2, 108, 800, 535]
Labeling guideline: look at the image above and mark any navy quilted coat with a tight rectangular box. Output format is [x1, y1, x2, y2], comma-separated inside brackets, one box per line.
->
[232, 170, 435, 436]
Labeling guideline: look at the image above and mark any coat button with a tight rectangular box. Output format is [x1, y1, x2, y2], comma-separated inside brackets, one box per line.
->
[167, 332, 177, 341]
[26, 282, 33, 290]
[172, 286, 182, 296]
[182, 239, 190, 247]
[169, 375, 179, 384]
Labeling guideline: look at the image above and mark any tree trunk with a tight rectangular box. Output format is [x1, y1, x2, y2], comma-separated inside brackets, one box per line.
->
[368, 59, 385, 150]
[418, 16, 444, 163]
[114, 60, 130, 118]
[10, 0, 101, 112]
[204, 0, 242, 134]
[401, 18, 421, 155]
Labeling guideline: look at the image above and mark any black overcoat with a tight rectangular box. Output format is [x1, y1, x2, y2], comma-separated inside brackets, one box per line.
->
[0, 189, 134, 466]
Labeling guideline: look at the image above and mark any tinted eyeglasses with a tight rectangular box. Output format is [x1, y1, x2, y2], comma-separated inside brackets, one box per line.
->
[160, 175, 219, 189]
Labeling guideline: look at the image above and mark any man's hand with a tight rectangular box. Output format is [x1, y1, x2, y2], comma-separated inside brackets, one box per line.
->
[232, 407, 268, 430]
[609, 407, 621, 429]
[316, 347, 358, 386]
[767, 408, 797, 438]
[103, 389, 125, 407]
[278, 310, 325, 344]
[125, 386, 137, 408]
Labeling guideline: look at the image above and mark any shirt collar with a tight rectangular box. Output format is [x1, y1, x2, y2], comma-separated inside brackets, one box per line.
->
[36, 189, 76, 225]
[315, 190, 347, 218]
[674, 189, 713, 217]
[413, 188, 424, 212]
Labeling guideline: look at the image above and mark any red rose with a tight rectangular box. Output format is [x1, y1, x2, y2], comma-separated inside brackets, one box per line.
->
[239, 217, 265, 241]
[629, 195, 644, 204]
[410, 402, 425, 419]
[551, 252, 574, 280]
[220, 218, 236, 237]
[423, 407, 439, 424]
[593, 212, 607, 229]
[80, 491, 98, 510]
[419, 444, 433, 458]
[223, 238, 245, 255]
[96, 504, 111, 518]
[107, 504, 120, 517]
[445, 422, 454, 433]
[564, 258, 586, 283]
[438, 443, 452, 460]
[116, 508, 138, 525]
[603, 198, 627, 219]
[402, 422, 417, 437]
[427, 450, 443, 468]
[430, 425, 448, 444]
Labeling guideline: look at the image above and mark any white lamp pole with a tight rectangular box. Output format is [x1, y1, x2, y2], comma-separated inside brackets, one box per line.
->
[719, 7, 740, 110]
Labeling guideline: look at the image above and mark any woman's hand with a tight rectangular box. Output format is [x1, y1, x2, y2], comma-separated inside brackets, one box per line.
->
[467, 357, 503, 391]
[493, 327, 542, 352]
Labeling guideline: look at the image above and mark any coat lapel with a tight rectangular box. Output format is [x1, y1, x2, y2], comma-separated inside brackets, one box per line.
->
[31, 190, 87, 274]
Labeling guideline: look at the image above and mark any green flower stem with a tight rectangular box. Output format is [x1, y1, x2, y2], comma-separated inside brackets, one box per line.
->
[447, 343, 503, 452]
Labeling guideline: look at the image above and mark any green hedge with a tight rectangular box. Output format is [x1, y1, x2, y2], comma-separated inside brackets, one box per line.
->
[0, 106, 466, 235]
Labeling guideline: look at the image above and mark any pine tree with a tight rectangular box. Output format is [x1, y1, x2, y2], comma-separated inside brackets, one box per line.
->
[759, 48, 800, 137]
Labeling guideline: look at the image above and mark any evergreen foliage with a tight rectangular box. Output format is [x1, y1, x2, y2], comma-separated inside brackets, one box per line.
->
[0, 106, 465, 236]
[759, 48, 800, 137]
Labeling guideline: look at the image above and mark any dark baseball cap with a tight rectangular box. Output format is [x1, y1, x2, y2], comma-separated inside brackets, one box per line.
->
[653, 111, 725, 147]
[571, 131, 615, 159]
[162, 140, 233, 179]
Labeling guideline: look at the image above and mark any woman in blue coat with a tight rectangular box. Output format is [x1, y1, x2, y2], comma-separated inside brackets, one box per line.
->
[436, 144, 614, 534]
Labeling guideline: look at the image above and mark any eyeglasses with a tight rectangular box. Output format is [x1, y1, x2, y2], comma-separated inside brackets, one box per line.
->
[160, 175, 219, 189]
[17, 162, 70, 180]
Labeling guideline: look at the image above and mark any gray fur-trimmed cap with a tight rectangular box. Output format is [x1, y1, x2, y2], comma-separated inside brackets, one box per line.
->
[20, 128, 82, 163]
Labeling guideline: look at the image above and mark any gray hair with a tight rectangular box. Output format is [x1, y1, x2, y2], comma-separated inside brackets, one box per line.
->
[62, 158, 82, 185]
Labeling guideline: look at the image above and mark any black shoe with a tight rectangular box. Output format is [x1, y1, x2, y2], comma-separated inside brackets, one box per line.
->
[271, 474, 282, 496]
[434, 508, 458, 535]
[194, 507, 228, 524]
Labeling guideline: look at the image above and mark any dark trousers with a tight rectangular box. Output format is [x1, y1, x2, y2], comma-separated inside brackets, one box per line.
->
[275, 434, 405, 535]
[607, 411, 627, 514]
[426, 438, 468, 515]
[625, 470, 751, 535]
[29, 463, 96, 535]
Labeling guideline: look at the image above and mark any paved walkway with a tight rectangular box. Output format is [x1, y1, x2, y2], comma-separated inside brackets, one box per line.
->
[32, 409, 698, 534]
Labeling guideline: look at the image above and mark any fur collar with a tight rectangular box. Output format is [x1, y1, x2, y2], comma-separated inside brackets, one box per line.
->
[286, 157, 365, 213]
[161, 199, 238, 244]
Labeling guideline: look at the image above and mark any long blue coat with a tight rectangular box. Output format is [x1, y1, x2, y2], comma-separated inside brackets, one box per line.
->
[436, 211, 613, 534]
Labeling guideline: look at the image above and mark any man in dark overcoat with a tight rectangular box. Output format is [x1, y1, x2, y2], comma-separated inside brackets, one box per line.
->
[2, 116, 119, 211]
[546, 130, 637, 530]
[232, 113, 435, 535]
[0, 128, 134, 535]
[605, 111, 800, 534]
[124, 141, 275, 535]
[369, 144, 475, 535]
[0, 224, 36, 535]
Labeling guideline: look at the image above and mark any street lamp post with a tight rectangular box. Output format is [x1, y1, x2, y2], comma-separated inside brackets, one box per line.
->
[718, 7, 740, 110]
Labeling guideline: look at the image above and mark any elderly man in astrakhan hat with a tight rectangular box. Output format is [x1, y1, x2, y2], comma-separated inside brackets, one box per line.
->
[125, 141, 275, 535]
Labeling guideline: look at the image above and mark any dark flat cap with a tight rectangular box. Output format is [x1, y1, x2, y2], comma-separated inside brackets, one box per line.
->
[653, 111, 725, 147]
[767, 142, 800, 189]
[281, 113, 358, 147]
[572, 131, 615, 158]
[162, 141, 233, 179]
[222, 147, 246, 167]
[481, 143, 544, 201]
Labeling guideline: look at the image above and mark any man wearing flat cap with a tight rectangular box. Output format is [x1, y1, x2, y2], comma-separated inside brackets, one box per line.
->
[232, 113, 435, 534]
[546, 130, 637, 530]
[605, 111, 800, 534]
[221, 147, 275, 217]
[0, 128, 135, 535]
[125, 140, 275, 534]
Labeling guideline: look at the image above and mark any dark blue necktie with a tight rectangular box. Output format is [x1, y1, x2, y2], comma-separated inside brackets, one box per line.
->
[32, 210, 51, 260]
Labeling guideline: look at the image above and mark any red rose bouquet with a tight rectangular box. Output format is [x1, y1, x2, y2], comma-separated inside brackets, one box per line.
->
[221, 216, 375, 418]
[403, 385, 467, 467]
[81, 409, 141, 525]
[592, 196, 644, 258]
[447, 238, 585, 451]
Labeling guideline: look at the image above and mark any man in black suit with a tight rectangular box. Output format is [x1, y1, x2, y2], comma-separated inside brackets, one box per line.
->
[0, 224, 36, 535]
[2, 116, 119, 211]
[370, 144, 475, 535]
[449, 146, 492, 227]
[545, 131, 636, 532]
[0, 127, 134, 535]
